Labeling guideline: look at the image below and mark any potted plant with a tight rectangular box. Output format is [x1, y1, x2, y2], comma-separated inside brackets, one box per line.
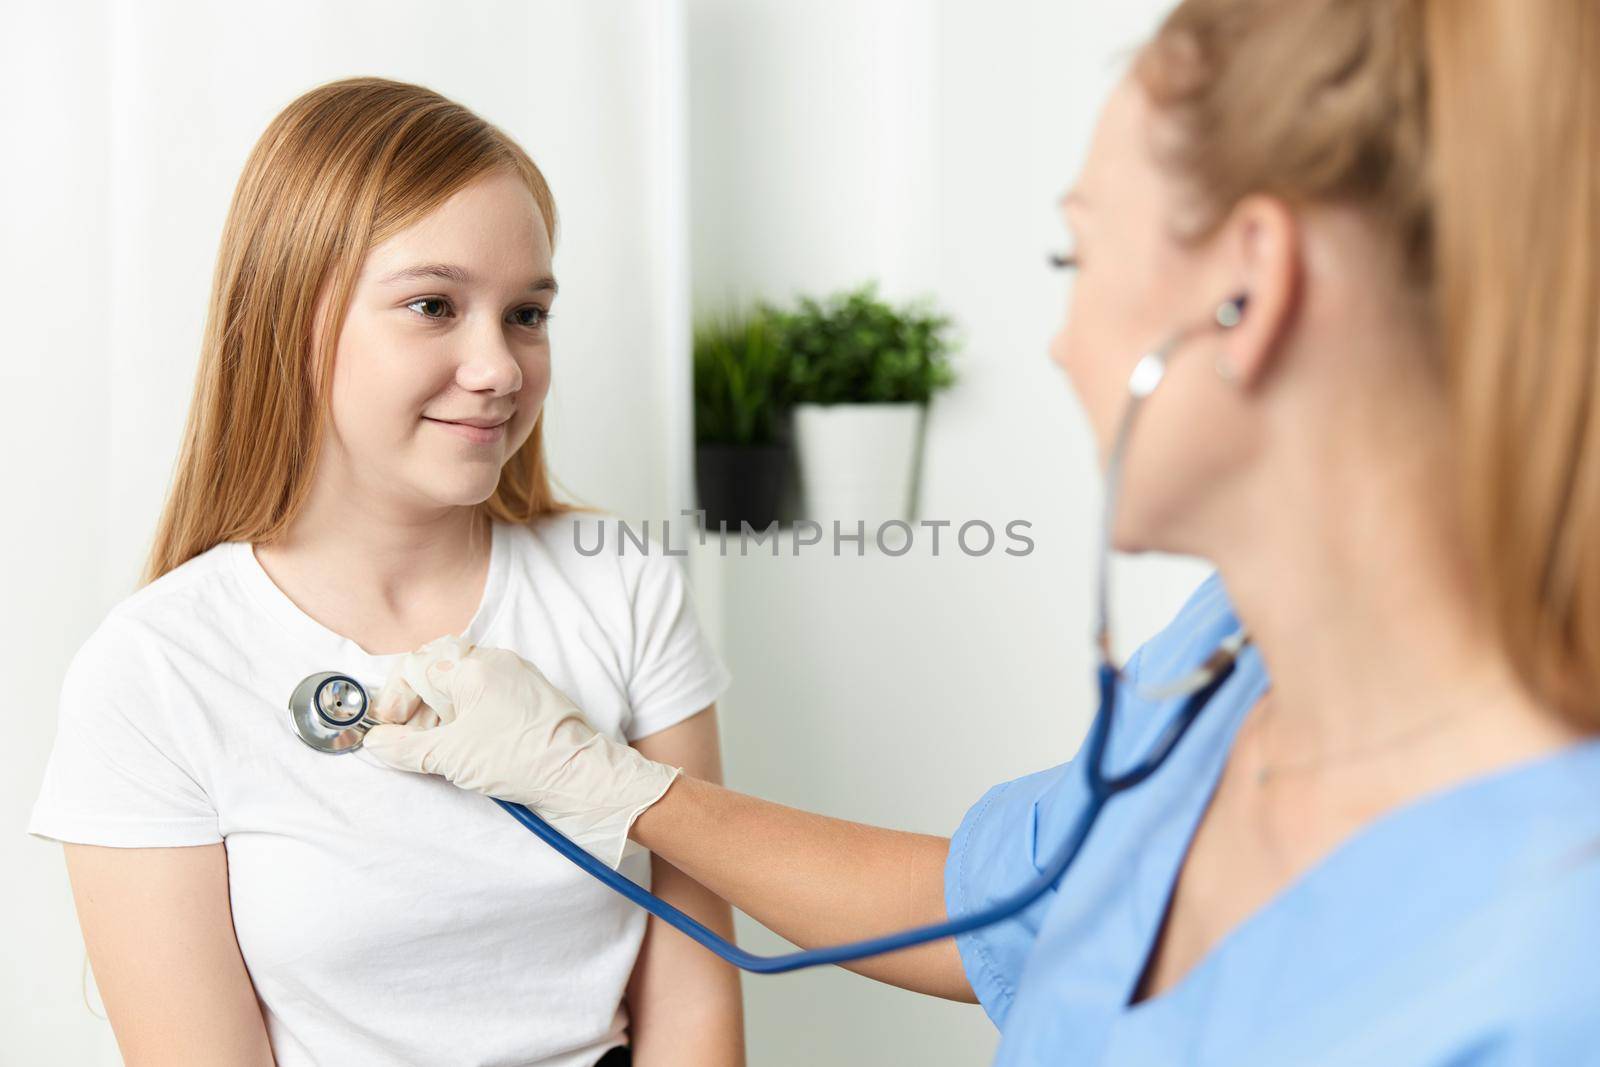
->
[693, 308, 792, 530]
[771, 284, 956, 530]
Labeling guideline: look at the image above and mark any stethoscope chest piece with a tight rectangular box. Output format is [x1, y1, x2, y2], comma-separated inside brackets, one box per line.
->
[289, 671, 377, 754]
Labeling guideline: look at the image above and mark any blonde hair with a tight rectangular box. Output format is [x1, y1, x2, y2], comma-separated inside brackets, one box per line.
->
[1135, 1, 1600, 724]
[143, 77, 569, 585]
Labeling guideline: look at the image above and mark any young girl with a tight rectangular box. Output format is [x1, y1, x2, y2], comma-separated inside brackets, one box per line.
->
[29, 77, 743, 1067]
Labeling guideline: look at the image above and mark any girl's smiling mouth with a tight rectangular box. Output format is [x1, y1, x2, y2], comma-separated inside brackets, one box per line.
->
[424, 414, 510, 444]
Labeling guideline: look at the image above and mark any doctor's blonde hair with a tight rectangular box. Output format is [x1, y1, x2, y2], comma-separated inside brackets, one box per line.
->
[144, 77, 568, 585]
[1135, 0, 1600, 723]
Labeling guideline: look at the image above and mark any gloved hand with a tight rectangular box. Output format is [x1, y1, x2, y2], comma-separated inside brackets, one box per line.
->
[361, 635, 681, 869]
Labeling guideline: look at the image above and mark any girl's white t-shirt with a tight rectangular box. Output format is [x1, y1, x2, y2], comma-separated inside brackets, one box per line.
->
[28, 514, 731, 1067]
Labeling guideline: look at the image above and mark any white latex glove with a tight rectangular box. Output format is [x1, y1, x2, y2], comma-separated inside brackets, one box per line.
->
[361, 636, 681, 869]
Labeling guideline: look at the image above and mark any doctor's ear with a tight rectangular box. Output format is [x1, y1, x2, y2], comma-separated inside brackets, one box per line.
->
[1208, 195, 1300, 388]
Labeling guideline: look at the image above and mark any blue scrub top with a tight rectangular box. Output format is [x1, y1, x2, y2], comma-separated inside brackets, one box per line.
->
[945, 572, 1600, 1065]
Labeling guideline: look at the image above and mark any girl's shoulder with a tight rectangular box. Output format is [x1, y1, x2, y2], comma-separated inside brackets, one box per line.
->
[74, 541, 252, 679]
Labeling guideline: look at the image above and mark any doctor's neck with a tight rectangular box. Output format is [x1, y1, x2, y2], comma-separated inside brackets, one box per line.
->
[1197, 302, 1580, 775]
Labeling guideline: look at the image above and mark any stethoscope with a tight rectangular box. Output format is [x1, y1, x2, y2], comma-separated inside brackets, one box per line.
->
[288, 295, 1252, 975]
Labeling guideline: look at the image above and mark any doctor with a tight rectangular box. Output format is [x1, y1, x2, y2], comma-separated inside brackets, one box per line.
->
[364, 0, 1600, 1061]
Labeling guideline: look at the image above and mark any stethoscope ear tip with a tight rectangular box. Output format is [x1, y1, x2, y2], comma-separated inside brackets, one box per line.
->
[1216, 293, 1247, 328]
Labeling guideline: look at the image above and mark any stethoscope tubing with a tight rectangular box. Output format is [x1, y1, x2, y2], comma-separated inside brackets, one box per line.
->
[492, 658, 1236, 974]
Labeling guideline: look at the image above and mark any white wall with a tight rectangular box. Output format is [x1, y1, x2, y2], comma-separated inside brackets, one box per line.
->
[4, 2, 689, 1062]
[4, 7, 120, 1061]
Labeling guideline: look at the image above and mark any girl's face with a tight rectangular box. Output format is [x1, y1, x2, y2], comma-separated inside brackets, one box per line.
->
[320, 170, 555, 512]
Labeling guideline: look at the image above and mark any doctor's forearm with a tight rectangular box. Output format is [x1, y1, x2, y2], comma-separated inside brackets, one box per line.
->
[630, 775, 977, 1002]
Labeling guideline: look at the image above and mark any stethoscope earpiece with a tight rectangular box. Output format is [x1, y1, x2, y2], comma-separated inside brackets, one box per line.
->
[1215, 293, 1247, 328]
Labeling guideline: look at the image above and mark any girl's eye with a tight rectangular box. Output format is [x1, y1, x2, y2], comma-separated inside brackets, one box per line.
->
[406, 297, 452, 319]
[509, 305, 551, 328]
[1048, 251, 1080, 271]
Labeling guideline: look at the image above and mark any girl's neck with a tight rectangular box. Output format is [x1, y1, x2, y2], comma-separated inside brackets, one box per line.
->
[253, 466, 494, 653]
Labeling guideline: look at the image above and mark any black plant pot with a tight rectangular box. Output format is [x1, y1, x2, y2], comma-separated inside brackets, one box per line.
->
[695, 443, 792, 531]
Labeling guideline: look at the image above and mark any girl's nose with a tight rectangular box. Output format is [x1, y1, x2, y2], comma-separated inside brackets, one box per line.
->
[457, 324, 524, 396]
